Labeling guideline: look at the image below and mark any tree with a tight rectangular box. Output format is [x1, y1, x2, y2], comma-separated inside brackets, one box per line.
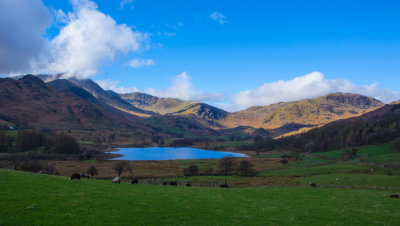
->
[239, 160, 255, 176]
[87, 166, 98, 177]
[185, 164, 199, 176]
[217, 157, 235, 176]
[0, 131, 7, 152]
[52, 134, 80, 154]
[113, 161, 131, 177]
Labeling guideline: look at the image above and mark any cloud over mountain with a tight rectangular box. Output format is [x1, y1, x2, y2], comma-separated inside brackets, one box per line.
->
[145, 72, 224, 102]
[46, 0, 146, 78]
[231, 71, 400, 111]
[0, 0, 146, 78]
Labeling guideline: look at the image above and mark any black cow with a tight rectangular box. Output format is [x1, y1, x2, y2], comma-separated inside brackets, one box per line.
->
[169, 181, 178, 186]
[162, 181, 168, 185]
[310, 182, 317, 188]
[186, 183, 191, 187]
[220, 184, 229, 188]
[69, 173, 80, 180]
[390, 193, 399, 198]
[131, 179, 139, 184]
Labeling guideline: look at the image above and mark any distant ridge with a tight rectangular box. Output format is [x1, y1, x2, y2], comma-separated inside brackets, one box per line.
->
[3, 74, 385, 138]
[220, 93, 383, 132]
[121, 92, 229, 128]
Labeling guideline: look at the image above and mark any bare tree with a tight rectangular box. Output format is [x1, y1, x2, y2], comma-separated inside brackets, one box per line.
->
[113, 161, 131, 177]
[87, 166, 98, 177]
[184, 164, 199, 176]
[217, 157, 235, 176]
[239, 160, 255, 176]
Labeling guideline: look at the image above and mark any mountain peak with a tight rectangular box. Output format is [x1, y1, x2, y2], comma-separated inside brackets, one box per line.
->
[325, 92, 382, 109]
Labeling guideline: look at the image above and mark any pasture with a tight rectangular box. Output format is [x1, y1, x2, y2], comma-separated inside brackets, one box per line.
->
[1, 169, 400, 225]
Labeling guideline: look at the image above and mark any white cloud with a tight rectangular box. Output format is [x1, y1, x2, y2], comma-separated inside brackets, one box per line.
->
[145, 72, 224, 102]
[44, 0, 146, 78]
[119, 0, 135, 10]
[96, 79, 139, 94]
[128, 59, 155, 68]
[209, 12, 227, 25]
[157, 31, 176, 37]
[0, 0, 51, 74]
[230, 71, 400, 111]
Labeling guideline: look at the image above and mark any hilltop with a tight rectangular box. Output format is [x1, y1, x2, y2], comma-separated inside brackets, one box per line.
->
[221, 93, 383, 134]
[121, 92, 229, 128]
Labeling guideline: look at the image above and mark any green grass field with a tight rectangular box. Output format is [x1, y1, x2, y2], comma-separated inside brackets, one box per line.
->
[1, 169, 400, 225]
[299, 173, 400, 188]
[258, 163, 370, 177]
[311, 144, 399, 165]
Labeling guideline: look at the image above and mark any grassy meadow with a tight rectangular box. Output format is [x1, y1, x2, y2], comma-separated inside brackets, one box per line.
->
[1, 169, 400, 225]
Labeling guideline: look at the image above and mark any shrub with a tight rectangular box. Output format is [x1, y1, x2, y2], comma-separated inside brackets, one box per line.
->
[184, 164, 199, 176]
[113, 161, 131, 177]
[87, 166, 98, 177]
[20, 160, 42, 172]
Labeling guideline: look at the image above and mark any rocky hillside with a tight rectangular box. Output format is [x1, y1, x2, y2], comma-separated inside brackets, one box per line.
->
[0, 75, 142, 131]
[121, 92, 229, 128]
[221, 93, 384, 131]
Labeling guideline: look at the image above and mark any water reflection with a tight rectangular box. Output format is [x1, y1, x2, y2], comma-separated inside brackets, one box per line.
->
[108, 147, 247, 160]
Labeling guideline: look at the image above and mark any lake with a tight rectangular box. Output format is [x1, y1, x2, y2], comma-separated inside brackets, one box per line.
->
[108, 147, 248, 160]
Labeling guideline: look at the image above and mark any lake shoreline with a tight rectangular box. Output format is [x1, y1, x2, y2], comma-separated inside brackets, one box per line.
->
[106, 147, 248, 161]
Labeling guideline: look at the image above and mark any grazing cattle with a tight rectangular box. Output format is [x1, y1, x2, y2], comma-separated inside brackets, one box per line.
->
[169, 181, 178, 186]
[310, 182, 317, 188]
[162, 181, 168, 185]
[186, 183, 191, 187]
[112, 177, 121, 184]
[220, 184, 229, 188]
[131, 179, 139, 184]
[69, 173, 80, 180]
[390, 193, 399, 198]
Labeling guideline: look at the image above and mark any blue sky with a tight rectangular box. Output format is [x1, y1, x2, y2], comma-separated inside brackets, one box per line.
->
[1, 0, 400, 111]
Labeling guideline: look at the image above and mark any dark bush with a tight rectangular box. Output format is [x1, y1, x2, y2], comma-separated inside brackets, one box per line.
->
[20, 160, 42, 172]
[52, 134, 80, 154]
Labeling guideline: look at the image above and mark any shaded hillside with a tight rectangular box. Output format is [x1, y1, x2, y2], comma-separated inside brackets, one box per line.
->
[276, 103, 400, 152]
[121, 92, 229, 128]
[0, 75, 144, 131]
[67, 78, 155, 117]
[0, 75, 221, 144]
[222, 93, 383, 131]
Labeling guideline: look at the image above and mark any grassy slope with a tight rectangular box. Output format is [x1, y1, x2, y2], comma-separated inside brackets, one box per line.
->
[1, 169, 400, 225]
[299, 173, 400, 188]
[311, 144, 400, 165]
[258, 163, 370, 177]
[258, 144, 400, 177]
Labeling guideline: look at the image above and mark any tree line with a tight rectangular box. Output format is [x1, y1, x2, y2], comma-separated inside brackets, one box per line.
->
[183, 157, 256, 177]
[0, 130, 79, 154]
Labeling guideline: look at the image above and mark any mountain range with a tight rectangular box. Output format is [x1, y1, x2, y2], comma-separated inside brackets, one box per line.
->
[0, 74, 390, 142]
